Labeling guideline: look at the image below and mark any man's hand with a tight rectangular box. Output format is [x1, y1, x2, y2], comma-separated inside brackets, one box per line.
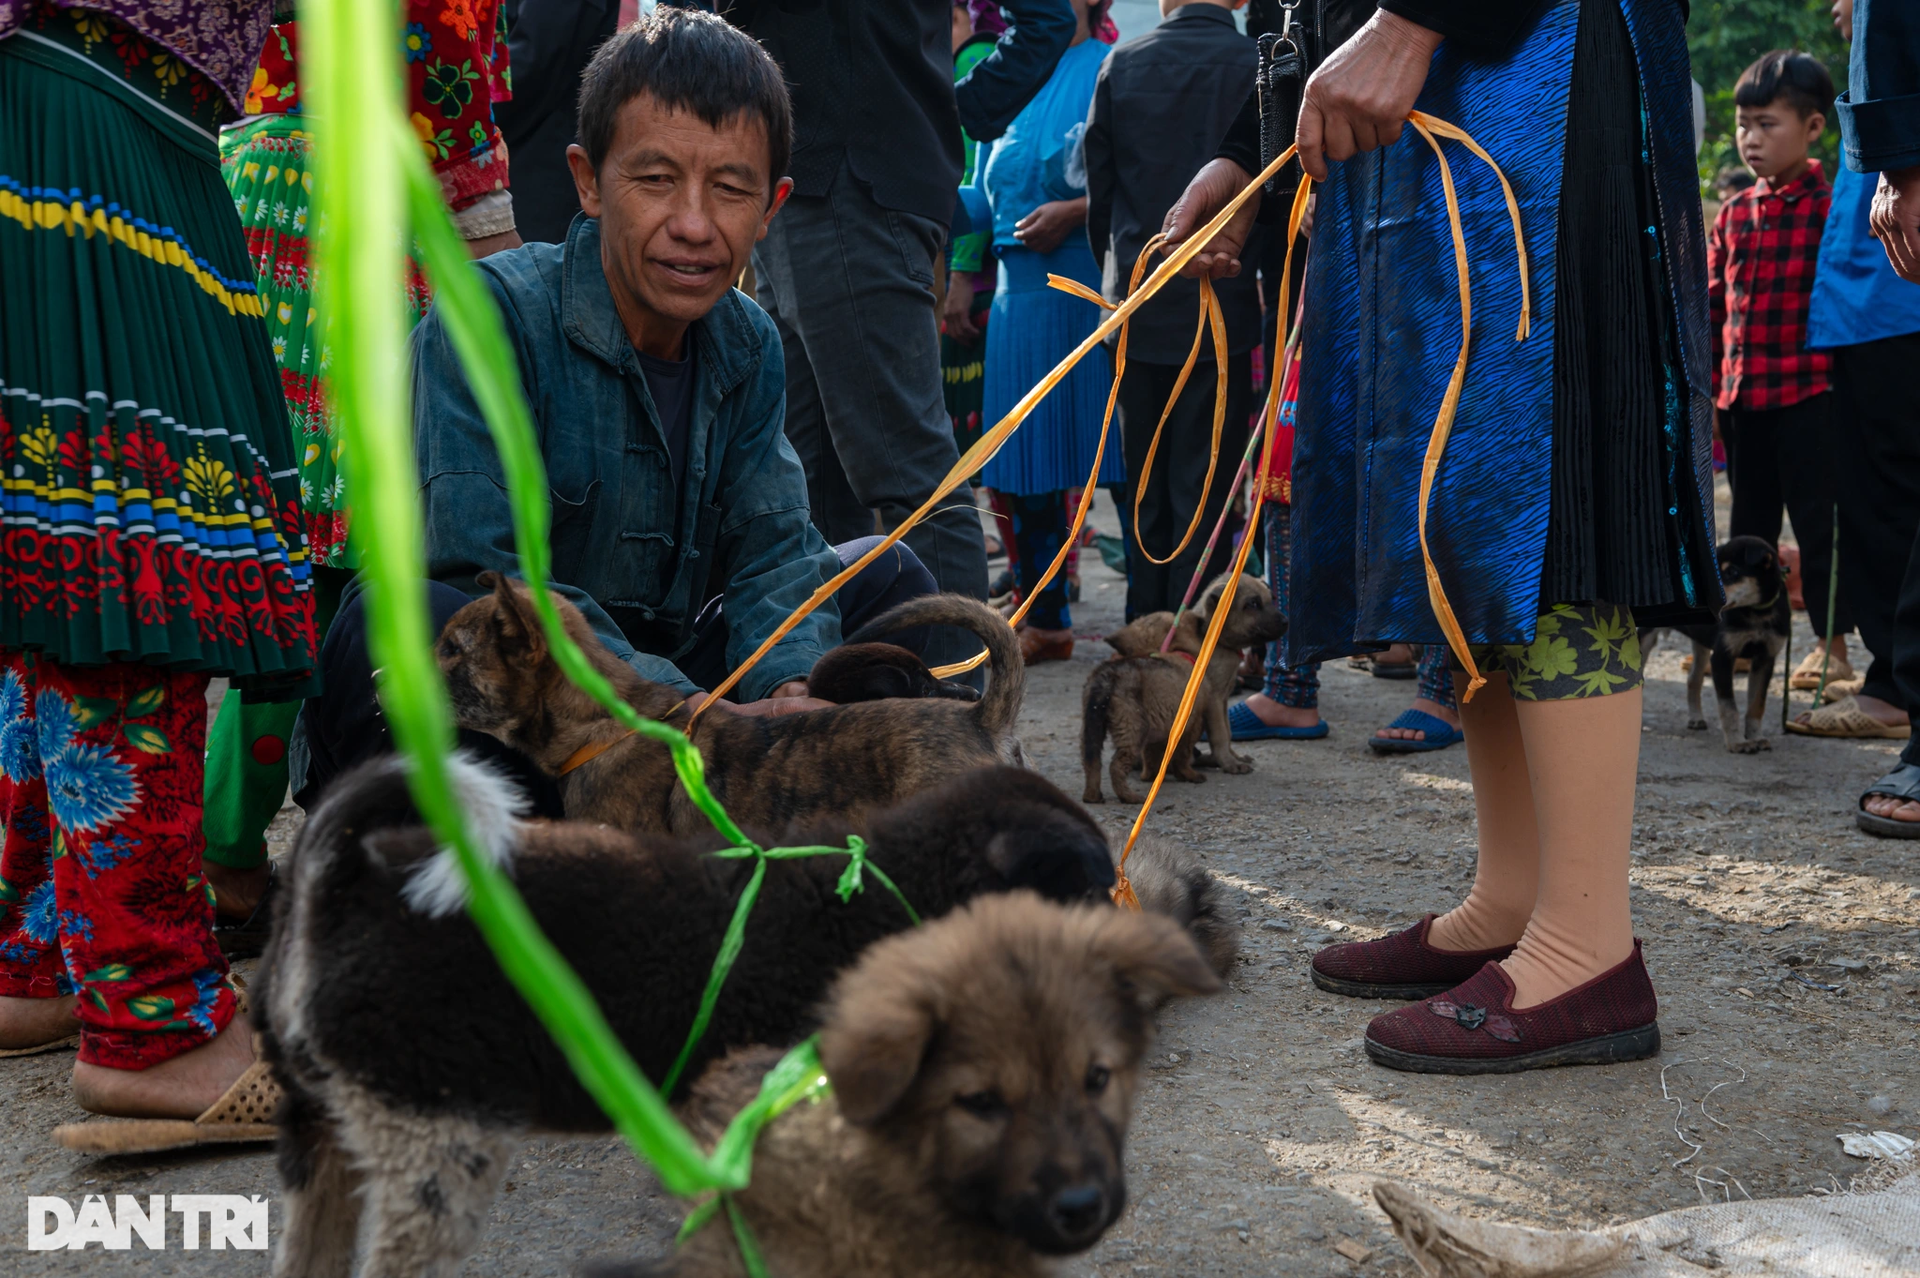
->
[1164, 158, 1260, 279]
[943, 270, 981, 345]
[687, 681, 832, 719]
[1014, 198, 1087, 256]
[1871, 166, 1920, 283]
[1295, 11, 1444, 182]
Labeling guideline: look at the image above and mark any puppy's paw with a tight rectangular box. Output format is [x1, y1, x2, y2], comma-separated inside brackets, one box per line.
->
[1220, 758, 1253, 775]
[1083, 789, 1105, 804]
[1727, 738, 1771, 754]
[1687, 718, 1709, 731]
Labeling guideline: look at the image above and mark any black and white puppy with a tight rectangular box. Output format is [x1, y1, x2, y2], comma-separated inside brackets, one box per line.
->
[258, 755, 1226, 1278]
[1675, 535, 1790, 753]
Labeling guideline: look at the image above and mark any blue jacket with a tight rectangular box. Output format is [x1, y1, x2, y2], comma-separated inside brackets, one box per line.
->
[1289, 0, 1714, 661]
[412, 216, 840, 700]
[1808, 163, 1920, 349]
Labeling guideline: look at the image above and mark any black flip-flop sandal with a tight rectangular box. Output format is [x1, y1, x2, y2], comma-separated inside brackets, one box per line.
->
[213, 861, 280, 958]
[1857, 761, 1920, 838]
[1370, 660, 1417, 681]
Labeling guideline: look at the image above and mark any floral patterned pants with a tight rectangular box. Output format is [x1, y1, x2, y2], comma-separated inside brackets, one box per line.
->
[0, 652, 234, 1068]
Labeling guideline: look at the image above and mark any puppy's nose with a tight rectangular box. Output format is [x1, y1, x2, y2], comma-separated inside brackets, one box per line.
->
[1048, 1184, 1108, 1240]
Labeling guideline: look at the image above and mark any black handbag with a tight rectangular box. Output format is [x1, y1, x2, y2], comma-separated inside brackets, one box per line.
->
[1253, 1, 1322, 200]
[1251, 0, 1375, 200]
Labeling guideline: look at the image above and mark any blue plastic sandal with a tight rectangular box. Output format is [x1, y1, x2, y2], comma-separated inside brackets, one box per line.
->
[1214, 701, 1330, 742]
[1368, 708, 1463, 754]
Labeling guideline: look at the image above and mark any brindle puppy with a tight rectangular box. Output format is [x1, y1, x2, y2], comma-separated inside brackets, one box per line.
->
[1081, 573, 1287, 804]
[808, 641, 981, 704]
[435, 573, 1025, 836]
[597, 895, 1222, 1278]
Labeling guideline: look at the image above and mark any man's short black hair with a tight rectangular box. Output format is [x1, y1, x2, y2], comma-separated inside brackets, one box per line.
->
[576, 8, 792, 191]
[1734, 50, 1835, 122]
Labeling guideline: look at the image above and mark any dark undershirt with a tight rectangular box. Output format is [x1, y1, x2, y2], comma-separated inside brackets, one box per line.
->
[635, 335, 693, 497]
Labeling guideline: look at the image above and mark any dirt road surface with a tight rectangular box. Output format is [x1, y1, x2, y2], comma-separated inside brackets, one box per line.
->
[4, 495, 1916, 1274]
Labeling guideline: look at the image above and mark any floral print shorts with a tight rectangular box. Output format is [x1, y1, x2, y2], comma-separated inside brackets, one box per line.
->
[1458, 602, 1645, 701]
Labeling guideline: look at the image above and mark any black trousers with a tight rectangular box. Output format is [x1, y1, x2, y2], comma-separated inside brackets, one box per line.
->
[1826, 336, 1920, 739]
[290, 536, 937, 814]
[1728, 391, 1851, 639]
[1115, 350, 1253, 621]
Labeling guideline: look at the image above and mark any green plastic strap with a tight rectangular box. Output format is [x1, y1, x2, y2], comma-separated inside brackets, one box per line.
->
[662, 838, 920, 1097]
[307, 7, 889, 1269]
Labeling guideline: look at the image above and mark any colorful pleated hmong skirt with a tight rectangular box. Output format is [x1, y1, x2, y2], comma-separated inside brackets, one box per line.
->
[0, 14, 316, 698]
[980, 240, 1125, 496]
[220, 115, 432, 571]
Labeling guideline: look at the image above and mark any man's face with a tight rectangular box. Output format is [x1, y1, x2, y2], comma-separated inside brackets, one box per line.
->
[567, 93, 790, 357]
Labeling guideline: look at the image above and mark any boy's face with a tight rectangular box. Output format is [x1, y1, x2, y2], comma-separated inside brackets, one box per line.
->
[1736, 99, 1824, 181]
[567, 92, 791, 359]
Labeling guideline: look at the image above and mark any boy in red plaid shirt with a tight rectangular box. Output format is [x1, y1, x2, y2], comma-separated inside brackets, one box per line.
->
[1710, 50, 1846, 685]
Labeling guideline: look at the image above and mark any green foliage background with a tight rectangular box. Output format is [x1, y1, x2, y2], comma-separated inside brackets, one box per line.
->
[1688, 0, 1850, 195]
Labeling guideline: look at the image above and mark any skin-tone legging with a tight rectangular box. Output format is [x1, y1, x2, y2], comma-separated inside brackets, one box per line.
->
[1425, 671, 1640, 1008]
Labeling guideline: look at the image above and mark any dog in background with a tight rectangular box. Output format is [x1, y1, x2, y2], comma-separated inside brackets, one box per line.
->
[436, 576, 1024, 837]
[596, 894, 1223, 1278]
[1660, 536, 1790, 754]
[1081, 573, 1287, 803]
[808, 642, 980, 705]
[263, 757, 1232, 1278]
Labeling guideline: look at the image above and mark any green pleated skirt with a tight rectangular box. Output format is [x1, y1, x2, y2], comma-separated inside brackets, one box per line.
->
[0, 19, 317, 699]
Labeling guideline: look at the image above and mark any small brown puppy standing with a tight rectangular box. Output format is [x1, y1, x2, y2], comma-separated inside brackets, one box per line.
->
[1081, 573, 1286, 804]
[598, 894, 1223, 1278]
[436, 574, 1023, 836]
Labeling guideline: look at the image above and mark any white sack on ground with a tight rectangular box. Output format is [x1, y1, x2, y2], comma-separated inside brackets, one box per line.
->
[1374, 1174, 1920, 1278]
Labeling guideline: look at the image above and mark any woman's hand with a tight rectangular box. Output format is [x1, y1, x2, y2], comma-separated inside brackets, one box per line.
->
[1164, 157, 1260, 279]
[1296, 11, 1444, 182]
[1014, 197, 1087, 256]
[943, 270, 981, 345]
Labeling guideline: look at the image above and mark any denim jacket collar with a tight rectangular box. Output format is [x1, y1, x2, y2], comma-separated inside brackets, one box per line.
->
[559, 214, 760, 400]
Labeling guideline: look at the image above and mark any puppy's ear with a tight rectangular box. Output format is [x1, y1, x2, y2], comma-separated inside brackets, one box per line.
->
[987, 822, 1116, 899]
[819, 978, 936, 1126]
[1095, 910, 1224, 1006]
[860, 665, 918, 701]
[488, 574, 549, 668]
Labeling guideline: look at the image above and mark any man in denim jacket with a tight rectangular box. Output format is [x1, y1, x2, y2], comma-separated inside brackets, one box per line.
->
[294, 10, 936, 809]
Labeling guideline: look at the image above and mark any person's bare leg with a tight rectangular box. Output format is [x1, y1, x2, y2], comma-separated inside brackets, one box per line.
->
[71, 1013, 255, 1119]
[0, 994, 79, 1049]
[1499, 688, 1641, 1008]
[1239, 692, 1324, 729]
[204, 861, 270, 920]
[1426, 672, 1538, 953]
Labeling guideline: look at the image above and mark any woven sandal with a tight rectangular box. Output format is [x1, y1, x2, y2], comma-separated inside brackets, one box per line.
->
[1785, 695, 1911, 740]
[1789, 649, 1856, 691]
[0, 1034, 78, 1059]
[53, 1059, 281, 1155]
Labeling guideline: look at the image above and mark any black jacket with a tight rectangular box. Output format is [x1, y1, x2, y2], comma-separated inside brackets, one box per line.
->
[679, 0, 1074, 228]
[498, 0, 621, 245]
[1085, 3, 1262, 361]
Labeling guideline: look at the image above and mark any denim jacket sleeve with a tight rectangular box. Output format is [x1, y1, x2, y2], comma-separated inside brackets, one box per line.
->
[411, 277, 704, 697]
[706, 302, 842, 701]
[1838, 0, 1920, 174]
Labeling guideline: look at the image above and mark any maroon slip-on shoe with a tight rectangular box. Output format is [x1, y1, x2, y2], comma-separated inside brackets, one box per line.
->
[1363, 941, 1660, 1076]
[1310, 914, 1517, 1000]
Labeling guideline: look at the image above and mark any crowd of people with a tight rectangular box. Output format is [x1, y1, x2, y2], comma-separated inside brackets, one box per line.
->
[0, 0, 1916, 1166]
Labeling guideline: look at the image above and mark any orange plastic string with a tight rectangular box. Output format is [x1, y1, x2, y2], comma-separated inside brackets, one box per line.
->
[1402, 111, 1531, 704]
[1111, 173, 1314, 909]
[690, 143, 1306, 719]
